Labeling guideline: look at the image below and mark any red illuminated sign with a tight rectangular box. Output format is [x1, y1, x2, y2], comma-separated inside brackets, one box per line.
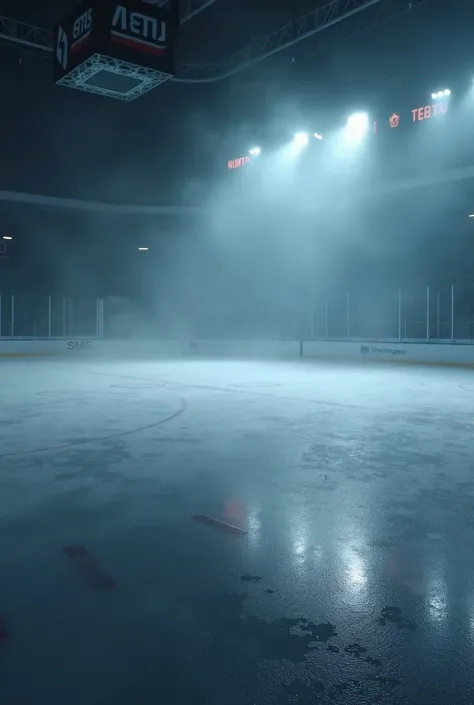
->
[228, 156, 251, 169]
[373, 101, 448, 132]
[411, 101, 447, 121]
[389, 113, 400, 128]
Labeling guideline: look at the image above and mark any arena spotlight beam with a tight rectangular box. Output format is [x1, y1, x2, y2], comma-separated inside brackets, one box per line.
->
[345, 112, 369, 143]
[293, 132, 309, 146]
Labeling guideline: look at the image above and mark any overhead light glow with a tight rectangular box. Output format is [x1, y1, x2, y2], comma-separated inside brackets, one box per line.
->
[3, 235, 12, 240]
[345, 112, 369, 143]
[293, 132, 309, 146]
[469, 214, 474, 218]
[313, 132, 323, 140]
[138, 247, 148, 251]
[249, 146, 261, 156]
[347, 112, 369, 130]
[433, 89, 450, 99]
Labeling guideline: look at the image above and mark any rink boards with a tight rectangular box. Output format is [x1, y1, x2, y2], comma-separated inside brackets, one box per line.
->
[1, 338, 474, 367]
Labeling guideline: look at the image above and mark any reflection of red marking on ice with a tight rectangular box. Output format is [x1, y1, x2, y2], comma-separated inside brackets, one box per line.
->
[224, 499, 247, 524]
[193, 515, 248, 535]
[63, 546, 117, 591]
[0, 620, 10, 641]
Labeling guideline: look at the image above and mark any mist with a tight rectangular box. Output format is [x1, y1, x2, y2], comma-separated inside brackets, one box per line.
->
[1, 0, 474, 344]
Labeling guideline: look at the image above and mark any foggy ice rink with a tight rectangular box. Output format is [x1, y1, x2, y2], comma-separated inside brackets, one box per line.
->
[1, 356, 474, 705]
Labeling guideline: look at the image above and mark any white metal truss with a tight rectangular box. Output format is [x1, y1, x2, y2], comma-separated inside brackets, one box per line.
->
[145, 0, 217, 22]
[56, 54, 173, 101]
[0, 0, 429, 82]
[0, 15, 51, 53]
[177, 0, 389, 82]
[0, 0, 215, 57]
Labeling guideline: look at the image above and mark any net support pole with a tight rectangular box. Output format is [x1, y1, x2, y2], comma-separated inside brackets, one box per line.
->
[398, 287, 402, 341]
[451, 284, 455, 342]
[436, 292, 440, 340]
[11, 294, 14, 338]
[346, 291, 351, 339]
[426, 286, 430, 340]
[69, 298, 73, 337]
[48, 296, 52, 339]
[62, 297, 66, 337]
[325, 297, 328, 338]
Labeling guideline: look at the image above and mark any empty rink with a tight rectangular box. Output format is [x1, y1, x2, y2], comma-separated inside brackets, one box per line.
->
[1, 356, 474, 705]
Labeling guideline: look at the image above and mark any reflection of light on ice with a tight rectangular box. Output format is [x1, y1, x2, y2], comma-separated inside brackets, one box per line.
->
[425, 557, 447, 624]
[247, 507, 261, 548]
[340, 543, 368, 605]
[293, 536, 307, 566]
[428, 594, 446, 621]
[291, 523, 310, 566]
[427, 578, 447, 622]
[292, 535, 324, 566]
[313, 545, 324, 559]
[346, 553, 367, 588]
[294, 538, 306, 556]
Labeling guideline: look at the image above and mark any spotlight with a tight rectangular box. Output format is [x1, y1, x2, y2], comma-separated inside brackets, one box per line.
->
[347, 112, 369, 130]
[313, 132, 323, 140]
[2, 235, 12, 240]
[138, 247, 148, 251]
[293, 132, 309, 146]
[249, 146, 261, 156]
[433, 89, 450, 99]
[345, 112, 369, 143]
[469, 214, 474, 218]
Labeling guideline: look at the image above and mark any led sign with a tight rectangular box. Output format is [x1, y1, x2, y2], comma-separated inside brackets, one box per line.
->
[373, 101, 448, 132]
[411, 102, 448, 121]
[228, 156, 251, 169]
[228, 99, 451, 169]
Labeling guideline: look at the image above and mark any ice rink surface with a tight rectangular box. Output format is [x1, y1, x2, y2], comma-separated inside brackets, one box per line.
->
[1, 356, 474, 704]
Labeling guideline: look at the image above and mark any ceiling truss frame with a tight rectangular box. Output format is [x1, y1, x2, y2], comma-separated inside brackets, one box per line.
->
[150, 0, 217, 23]
[0, 0, 397, 82]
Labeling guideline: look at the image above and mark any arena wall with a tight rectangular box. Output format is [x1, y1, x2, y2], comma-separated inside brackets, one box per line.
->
[1, 338, 474, 367]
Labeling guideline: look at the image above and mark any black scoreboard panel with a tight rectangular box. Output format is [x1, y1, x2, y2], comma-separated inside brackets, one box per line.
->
[53, 0, 174, 100]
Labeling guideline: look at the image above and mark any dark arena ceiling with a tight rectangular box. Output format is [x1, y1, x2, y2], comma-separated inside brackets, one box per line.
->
[0, 0, 473, 210]
[0, 0, 457, 83]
